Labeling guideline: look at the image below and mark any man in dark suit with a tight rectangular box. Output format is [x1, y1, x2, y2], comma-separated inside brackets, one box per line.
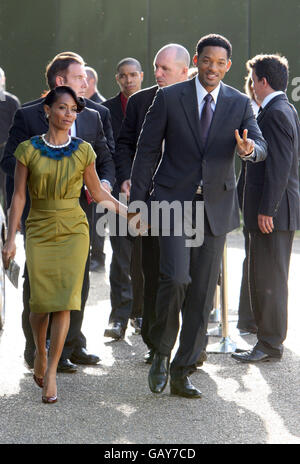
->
[86, 66, 106, 103]
[130, 34, 267, 398]
[102, 58, 144, 339]
[114, 44, 190, 362]
[85, 65, 107, 272]
[232, 54, 300, 364]
[1, 54, 115, 372]
[0, 67, 20, 213]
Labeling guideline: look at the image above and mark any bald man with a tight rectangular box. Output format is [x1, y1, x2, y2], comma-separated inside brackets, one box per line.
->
[114, 44, 190, 363]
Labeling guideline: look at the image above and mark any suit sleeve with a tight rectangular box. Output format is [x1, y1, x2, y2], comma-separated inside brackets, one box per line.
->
[240, 99, 268, 163]
[259, 110, 295, 217]
[130, 89, 167, 203]
[0, 108, 29, 176]
[93, 111, 115, 187]
[100, 106, 115, 155]
[114, 97, 139, 186]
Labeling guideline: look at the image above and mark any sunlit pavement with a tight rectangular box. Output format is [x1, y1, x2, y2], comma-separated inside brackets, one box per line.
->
[0, 231, 299, 444]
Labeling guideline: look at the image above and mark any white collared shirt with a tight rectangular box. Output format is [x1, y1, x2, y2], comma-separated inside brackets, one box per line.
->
[195, 77, 221, 118]
[261, 91, 285, 109]
[70, 121, 76, 137]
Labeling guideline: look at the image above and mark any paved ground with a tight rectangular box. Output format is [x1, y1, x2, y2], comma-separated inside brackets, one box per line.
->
[0, 231, 299, 445]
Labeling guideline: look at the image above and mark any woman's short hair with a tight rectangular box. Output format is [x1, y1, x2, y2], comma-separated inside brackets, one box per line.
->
[44, 85, 85, 113]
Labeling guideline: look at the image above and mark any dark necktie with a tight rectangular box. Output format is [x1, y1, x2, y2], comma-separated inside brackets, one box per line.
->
[200, 93, 213, 145]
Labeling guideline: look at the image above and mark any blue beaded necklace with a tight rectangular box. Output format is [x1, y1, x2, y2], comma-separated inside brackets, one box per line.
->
[30, 135, 82, 160]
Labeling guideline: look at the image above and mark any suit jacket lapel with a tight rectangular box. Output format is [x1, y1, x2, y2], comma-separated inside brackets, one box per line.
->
[180, 78, 203, 154]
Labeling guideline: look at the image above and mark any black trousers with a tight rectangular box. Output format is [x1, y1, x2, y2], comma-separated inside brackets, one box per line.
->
[141, 235, 160, 350]
[91, 204, 106, 264]
[149, 210, 226, 379]
[237, 227, 257, 331]
[249, 229, 294, 357]
[108, 233, 144, 327]
[22, 191, 91, 359]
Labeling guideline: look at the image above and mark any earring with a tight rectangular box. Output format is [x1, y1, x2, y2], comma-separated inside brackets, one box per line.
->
[45, 113, 49, 119]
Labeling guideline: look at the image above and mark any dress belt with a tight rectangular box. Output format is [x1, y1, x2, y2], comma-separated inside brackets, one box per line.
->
[31, 199, 79, 210]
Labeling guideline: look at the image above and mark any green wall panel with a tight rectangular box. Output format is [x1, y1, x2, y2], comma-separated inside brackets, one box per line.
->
[0, 0, 299, 115]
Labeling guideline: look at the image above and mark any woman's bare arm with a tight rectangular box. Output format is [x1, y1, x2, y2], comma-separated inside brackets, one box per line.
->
[2, 161, 28, 268]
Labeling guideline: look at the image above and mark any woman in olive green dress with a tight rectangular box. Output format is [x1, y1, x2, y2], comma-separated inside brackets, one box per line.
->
[2, 86, 128, 404]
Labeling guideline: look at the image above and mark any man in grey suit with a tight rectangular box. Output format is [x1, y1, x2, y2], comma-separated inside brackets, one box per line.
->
[232, 54, 300, 363]
[130, 34, 267, 398]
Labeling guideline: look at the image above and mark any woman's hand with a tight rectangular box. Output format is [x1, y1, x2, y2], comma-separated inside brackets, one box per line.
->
[2, 240, 16, 269]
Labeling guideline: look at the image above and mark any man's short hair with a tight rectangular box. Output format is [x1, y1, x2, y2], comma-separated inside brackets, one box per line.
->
[196, 34, 232, 60]
[247, 54, 289, 92]
[86, 66, 98, 83]
[45, 55, 85, 90]
[154, 44, 190, 68]
[116, 58, 142, 73]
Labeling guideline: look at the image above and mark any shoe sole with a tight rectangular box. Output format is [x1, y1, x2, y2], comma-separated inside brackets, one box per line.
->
[232, 356, 281, 364]
[104, 330, 124, 340]
[170, 386, 202, 398]
[57, 367, 78, 373]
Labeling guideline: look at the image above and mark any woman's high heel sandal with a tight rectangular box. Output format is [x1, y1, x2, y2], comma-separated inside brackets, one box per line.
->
[42, 395, 58, 404]
[33, 374, 44, 388]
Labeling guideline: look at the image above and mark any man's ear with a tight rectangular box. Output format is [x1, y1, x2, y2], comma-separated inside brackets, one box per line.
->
[192, 54, 198, 66]
[55, 75, 65, 87]
[225, 59, 232, 73]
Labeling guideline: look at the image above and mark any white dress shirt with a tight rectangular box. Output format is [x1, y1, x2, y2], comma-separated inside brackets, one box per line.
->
[195, 77, 221, 118]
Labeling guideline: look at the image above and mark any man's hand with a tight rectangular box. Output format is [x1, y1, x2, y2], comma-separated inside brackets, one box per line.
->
[235, 129, 255, 157]
[258, 214, 274, 234]
[121, 179, 131, 198]
[101, 181, 112, 193]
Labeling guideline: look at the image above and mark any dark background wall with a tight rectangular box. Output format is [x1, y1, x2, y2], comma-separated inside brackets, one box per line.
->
[0, 0, 299, 112]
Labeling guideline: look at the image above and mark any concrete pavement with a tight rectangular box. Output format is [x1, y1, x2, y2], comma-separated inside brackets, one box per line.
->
[0, 231, 299, 444]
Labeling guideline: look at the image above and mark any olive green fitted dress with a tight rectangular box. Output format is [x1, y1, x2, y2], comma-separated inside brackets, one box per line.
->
[14, 136, 96, 313]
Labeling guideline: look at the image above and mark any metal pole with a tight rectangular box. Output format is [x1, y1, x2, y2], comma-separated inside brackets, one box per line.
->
[207, 284, 222, 336]
[206, 242, 237, 354]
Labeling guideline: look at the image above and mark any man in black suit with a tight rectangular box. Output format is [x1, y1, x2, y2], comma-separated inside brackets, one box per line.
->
[130, 34, 267, 398]
[1, 54, 115, 372]
[85, 66, 107, 272]
[0, 67, 20, 213]
[86, 66, 106, 103]
[102, 58, 144, 339]
[115, 44, 190, 362]
[232, 54, 300, 364]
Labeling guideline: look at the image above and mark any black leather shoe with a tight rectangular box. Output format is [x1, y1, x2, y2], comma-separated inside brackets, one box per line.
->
[237, 326, 258, 335]
[170, 376, 202, 398]
[70, 348, 100, 365]
[148, 353, 170, 393]
[24, 347, 35, 370]
[232, 348, 281, 363]
[130, 317, 142, 334]
[90, 259, 105, 273]
[104, 322, 125, 340]
[57, 359, 78, 373]
[144, 348, 155, 364]
[196, 350, 208, 367]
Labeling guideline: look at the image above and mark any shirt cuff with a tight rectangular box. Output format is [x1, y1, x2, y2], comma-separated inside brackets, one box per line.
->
[101, 179, 113, 191]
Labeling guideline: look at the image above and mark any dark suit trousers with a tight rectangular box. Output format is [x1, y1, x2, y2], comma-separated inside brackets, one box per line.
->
[149, 208, 226, 379]
[141, 235, 160, 349]
[237, 227, 257, 331]
[249, 230, 294, 357]
[109, 229, 143, 327]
